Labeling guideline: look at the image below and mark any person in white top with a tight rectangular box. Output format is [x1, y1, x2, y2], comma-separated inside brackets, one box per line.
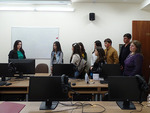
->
[70, 43, 82, 78]
[91, 40, 105, 66]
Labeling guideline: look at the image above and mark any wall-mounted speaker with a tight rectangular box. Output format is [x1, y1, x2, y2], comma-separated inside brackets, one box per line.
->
[89, 13, 95, 21]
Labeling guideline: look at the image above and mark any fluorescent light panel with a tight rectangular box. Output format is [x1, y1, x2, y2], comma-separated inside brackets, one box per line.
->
[0, 0, 73, 11]
[36, 7, 74, 11]
[0, 6, 34, 11]
[0, 6, 74, 11]
[0, 0, 71, 5]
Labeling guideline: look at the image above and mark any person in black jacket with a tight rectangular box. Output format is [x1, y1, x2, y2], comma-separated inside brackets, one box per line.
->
[8, 40, 26, 59]
[119, 33, 131, 73]
[90, 47, 105, 76]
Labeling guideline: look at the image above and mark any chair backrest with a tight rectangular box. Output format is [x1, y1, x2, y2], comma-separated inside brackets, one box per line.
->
[35, 63, 49, 73]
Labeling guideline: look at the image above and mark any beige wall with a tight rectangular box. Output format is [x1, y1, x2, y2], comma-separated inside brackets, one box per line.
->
[0, 3, 150, 72]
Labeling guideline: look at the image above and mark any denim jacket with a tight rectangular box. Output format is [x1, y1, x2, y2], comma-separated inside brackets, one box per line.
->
[50, 51, 63, 67]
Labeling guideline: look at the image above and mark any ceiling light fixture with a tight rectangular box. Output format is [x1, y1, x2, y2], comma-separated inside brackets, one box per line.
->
[0, 6, 34, 11]
[0, 0, 71, 5]
[35, 7, 74, 12]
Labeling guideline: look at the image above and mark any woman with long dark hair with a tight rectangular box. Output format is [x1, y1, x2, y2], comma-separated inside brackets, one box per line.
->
[91, 40, 105, 66]
[90, 47, 105, 76]
[70, 43, 82, 78]
[78, 42, 87, 61]
[50, 41, 63, 72]
[8, 40, 26, 59]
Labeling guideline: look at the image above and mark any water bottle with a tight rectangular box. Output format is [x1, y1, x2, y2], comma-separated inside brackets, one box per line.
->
[147, 94, 150, 107]
[85, 73, 89, 84]
[90, 72, 93, 79]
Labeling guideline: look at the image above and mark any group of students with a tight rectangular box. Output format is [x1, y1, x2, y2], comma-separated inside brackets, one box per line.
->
[90, 34, 143, 77]
[8, 33, 143, 78]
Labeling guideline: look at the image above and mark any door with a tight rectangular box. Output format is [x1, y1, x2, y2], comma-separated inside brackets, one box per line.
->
[132, 21, 150, 82]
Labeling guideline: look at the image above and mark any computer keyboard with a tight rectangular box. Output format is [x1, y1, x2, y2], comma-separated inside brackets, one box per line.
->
[100, 80, 108, 84]
[0, 81, 7, 86]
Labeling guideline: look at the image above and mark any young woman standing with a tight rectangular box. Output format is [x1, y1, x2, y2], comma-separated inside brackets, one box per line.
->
[50, 41, 63, 72]
[70, 43, 82, 78]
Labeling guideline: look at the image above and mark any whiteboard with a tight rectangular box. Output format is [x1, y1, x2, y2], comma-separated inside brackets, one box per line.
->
[11, 27, 59, 59]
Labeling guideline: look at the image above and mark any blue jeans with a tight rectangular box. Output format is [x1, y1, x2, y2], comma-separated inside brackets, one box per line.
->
[74, 71, 79, 78]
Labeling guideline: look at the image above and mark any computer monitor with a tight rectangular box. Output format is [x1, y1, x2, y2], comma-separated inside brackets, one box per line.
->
[0, 63, 14, 81]
[52, 64, 75, 77]
[108, 76, 141, 110]
[29, 75, 69, 110]
[101, 64, 121, 79]
[9, 59, 35, 78]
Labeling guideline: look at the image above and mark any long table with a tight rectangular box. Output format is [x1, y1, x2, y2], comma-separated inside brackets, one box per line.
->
[0, 73, 49, 95]
[0, 74, 108, 100]
[0, 101, 149, 113]
[69, 79, 108, 100]
[0, 79, 29, 94]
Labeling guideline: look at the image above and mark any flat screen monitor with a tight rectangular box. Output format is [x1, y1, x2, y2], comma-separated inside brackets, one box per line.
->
[108, 76, 141, 110]
[9, 59, 35, 78]
[101, 64, 121, 78]
[28, 76, 69, 110]
[0, 63, 14, 81]
[52, 64, 75, 77]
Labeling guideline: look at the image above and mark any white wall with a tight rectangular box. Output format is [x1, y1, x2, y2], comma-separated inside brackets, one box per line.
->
[0, 3, 150, 71]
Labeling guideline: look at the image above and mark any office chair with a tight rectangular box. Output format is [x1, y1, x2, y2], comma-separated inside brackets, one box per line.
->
[35, 63, 49, 73]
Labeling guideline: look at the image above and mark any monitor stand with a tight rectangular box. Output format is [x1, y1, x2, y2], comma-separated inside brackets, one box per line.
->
[15, 72, 27, 80]
[40, 100, 59, 110]
[116, 101, 136, 110]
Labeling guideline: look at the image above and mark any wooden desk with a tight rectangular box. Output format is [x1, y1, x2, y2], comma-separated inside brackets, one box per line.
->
[0, 79, 29, 94]
[0, 74, 108, 101]
[0, 73, 50, 95]
[1, 101, 149, 113]
[69, 79, 108, 95]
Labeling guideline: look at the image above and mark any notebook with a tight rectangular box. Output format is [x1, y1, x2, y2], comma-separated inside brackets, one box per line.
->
[0, 102, 25, 113]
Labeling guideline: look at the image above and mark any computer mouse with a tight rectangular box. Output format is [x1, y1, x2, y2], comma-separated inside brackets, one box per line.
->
[72, 83, 76, 86]
[5, 83, 12, 86]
